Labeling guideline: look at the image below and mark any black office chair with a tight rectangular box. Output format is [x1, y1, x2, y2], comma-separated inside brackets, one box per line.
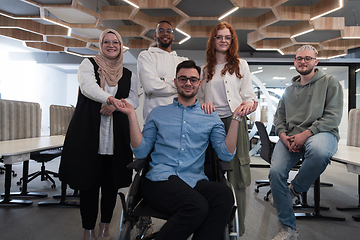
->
[17, 148, 62, 189]
[118, 146, 239, 240]
[253, 121, 274, 194]
[0, 160, 17, 177]
[254, 121, 301, 204]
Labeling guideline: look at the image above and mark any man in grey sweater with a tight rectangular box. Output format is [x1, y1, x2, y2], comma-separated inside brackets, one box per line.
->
[269, 45, 344, 240]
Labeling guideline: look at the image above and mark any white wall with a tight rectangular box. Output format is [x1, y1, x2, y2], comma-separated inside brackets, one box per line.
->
[0, 39, 71, 135]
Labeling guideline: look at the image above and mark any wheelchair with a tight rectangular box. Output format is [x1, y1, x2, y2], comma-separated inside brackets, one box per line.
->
[118, 146, 240, 240]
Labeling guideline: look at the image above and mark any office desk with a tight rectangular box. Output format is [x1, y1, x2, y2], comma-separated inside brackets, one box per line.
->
[331, 144, 360, 221]
[331, 144, 360, 174]
[0, 135, 64, 206]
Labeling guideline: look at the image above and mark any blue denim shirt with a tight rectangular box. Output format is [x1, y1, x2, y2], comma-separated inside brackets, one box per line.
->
[132, 98, 235, 188]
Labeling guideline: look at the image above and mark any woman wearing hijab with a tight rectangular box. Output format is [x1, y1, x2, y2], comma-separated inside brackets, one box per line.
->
[198, 22, 258, 236]
[59, 29, 138, 240]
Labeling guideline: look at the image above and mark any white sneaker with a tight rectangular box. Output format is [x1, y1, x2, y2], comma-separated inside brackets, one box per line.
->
[269, 184, 300, 208]
[272, 224, 299, 240]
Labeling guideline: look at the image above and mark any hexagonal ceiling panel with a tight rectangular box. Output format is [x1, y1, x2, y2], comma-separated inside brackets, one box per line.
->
[0, 0, 358, 59]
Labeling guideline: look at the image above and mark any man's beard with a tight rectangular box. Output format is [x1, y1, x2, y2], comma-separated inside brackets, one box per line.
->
[296, 64, 314, 76]
[157, 37, 173, 49]
[178, 87, 198, 99]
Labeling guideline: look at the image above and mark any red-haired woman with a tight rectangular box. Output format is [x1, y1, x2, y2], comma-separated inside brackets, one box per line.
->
[198, 22, 258, 236]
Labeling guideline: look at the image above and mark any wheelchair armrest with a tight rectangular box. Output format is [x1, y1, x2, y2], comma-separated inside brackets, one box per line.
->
[127, 158, 149, 172]
[218, 160, 233, 173]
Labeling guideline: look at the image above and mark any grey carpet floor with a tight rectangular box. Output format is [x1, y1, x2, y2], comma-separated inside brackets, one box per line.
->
[1, 156, 360, 240]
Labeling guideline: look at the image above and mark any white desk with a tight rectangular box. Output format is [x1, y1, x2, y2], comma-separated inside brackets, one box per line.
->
[331, 144, 360, 221]
[331, 144, 360, 174]
[0, 135, 64, 206]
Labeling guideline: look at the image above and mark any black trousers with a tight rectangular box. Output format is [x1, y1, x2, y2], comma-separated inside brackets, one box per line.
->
[80, 154, 118, 230]
[142, 175, 234, 240]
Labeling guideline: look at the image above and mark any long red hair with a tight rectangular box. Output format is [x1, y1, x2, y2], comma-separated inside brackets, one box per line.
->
[203, 22, 241, 82]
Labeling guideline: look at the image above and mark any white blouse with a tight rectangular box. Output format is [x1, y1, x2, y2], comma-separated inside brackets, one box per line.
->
[78, 58, 139, 154]
[198, 59, 256, 118]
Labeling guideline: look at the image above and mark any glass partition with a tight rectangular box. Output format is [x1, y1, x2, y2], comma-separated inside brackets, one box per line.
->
[249, 64, 348, 146]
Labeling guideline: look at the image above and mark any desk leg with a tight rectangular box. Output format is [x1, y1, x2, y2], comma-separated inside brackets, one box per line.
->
[295, 177, 345, 221]
[0, 164, 32, 206]
[336, 175, 360, 221]
[2, 160, 47, 198]
[38, 181, 79, 207]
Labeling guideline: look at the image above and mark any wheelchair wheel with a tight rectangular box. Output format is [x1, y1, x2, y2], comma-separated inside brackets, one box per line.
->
[119, 220, 131, 240]
[130, 216, 153, 240]
[119, 216, 153, 240]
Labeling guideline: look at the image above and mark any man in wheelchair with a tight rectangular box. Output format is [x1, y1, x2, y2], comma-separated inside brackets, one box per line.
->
[110, 60, 243, 240]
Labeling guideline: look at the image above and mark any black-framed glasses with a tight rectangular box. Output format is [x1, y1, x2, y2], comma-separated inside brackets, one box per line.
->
[214, 35, 232, 41]
[177, 76, 200, 84]
[157, 28, 173, 34]
[295, 56, 316, 63]
[103, 40, 120, 45]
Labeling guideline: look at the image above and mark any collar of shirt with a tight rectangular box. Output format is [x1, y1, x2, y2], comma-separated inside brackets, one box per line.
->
[172, 97, 198, 109]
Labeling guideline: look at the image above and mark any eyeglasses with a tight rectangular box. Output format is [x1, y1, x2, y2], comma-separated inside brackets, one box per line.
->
[177, 76, 200, 84]
[295, 56, 316, 63]
[103, 40, 120, 45]
[214, 35, 232, 41]
[157, 28, 173, 34]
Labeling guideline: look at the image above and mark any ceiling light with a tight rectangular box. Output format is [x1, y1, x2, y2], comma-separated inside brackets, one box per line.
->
[123, 0, 139, 8]
[123, 45, 129, 50]
[310, 0, 343, 20]
[251, 70, 263, 75]
[256, 48, 278, 51]
[289, 67, 296, 70]
[67, 28, 72, 37]
[218, 7, 239, 20]
[258, 67, 262, 69]
[343, 36, 360, 39]
[322, 67, 327, 70]
[327, 53, 347, 59]
[291, 29, 314, 38]
[65, 50, 96, 58]
[277, 49, 284, 55]
[355, 68, 360, 73]
[273, 77, 286, 80]
[176, 28, 191, 44]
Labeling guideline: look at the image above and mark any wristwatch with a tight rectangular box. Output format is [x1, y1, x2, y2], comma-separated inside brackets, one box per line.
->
[232, 115, 242, 122]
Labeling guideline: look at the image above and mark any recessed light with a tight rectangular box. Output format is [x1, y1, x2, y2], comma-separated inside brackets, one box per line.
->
[251, 70, 263, 75]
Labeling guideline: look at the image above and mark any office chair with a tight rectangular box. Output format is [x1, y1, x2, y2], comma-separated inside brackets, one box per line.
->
[17, 148, 62, 189]
[17, 104, 74, 190]
[0, 160, 17, 177]
[254, 121, 301, 204]
[118, 145, 239, 240]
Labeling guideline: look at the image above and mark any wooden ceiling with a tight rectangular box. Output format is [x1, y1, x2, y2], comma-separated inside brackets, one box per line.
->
[0, 0, 359, 59]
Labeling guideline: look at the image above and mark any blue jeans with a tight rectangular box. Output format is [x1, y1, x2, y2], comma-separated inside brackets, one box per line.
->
[268, 132, 338, 229]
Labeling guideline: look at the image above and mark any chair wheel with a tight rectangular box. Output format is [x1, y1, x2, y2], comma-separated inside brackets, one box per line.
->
[264, 196, 269, 201]
[295, 199, 301, 205]
[51, 184, 56, 189]
[12, 173, 17, 177]
[254, 188, 259, 193]
[17, 181, 22, 185]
